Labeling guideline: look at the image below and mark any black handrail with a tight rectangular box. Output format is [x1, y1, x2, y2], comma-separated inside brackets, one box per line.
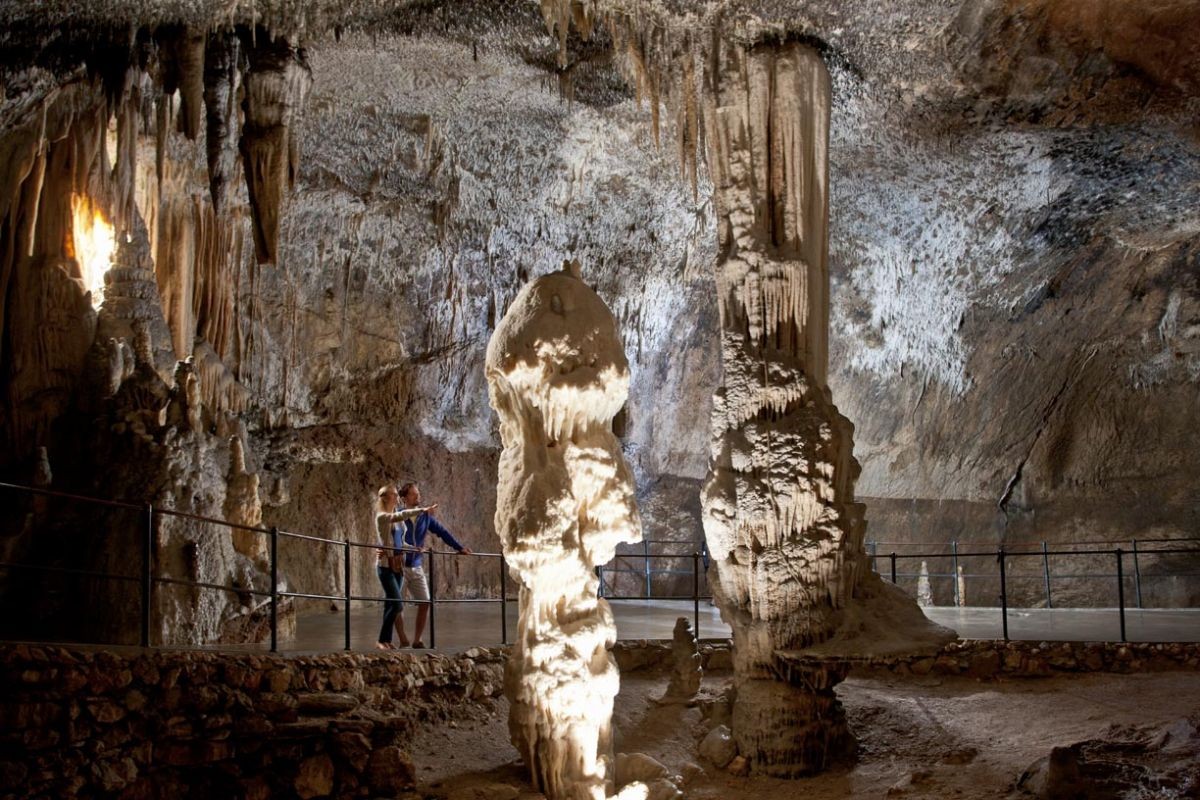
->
[2, 480, 1197, 652]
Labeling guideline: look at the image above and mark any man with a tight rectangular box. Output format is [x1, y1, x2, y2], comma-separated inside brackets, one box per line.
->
[393, 481, 471, 648]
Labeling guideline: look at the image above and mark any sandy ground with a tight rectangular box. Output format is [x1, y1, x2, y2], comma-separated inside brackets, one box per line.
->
[407, 670, 1200, 799]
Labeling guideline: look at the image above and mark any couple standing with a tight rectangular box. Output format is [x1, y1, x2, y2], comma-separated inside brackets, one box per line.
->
[374, 481, 472, 649]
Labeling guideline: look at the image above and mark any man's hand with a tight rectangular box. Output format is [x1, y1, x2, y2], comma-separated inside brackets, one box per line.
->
[376, 548, 388, 558]
[425, 503, 439, 517]
[459, 546, 473, 556]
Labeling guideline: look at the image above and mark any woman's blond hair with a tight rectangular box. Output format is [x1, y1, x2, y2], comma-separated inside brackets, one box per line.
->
[377, 485, 396, 511]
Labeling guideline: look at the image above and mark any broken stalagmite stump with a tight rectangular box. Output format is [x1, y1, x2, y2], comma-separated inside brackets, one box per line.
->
[660, 617, 702, 703]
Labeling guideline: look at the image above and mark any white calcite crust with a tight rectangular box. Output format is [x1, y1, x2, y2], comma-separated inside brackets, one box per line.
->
[486, 261, 644, 800]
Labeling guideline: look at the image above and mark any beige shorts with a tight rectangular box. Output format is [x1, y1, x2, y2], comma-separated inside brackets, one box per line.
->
[402, 565, 430, 602]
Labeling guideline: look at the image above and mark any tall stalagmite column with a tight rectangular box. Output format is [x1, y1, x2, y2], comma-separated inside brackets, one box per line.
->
[700, 40, 861, 776]
[485, 262, 645, 800]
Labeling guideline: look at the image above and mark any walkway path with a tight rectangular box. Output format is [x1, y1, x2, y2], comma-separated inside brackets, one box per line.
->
[256, 600, 1200, 654]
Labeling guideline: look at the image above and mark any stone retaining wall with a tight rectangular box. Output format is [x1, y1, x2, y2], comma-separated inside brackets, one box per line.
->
[0, 644, 505, 800]
[855, 639, 1200, 679]
[612, 639, 1200, 678]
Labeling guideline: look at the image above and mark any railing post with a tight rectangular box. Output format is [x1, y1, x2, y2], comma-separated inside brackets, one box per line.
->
[1132, 539, 1143, 609]
[951, 540, 960, 607]
[141, 503, 154, 648]
[343, 539, 352, 651]
[428, 550, 437, 649]
[643, 538, 652, 598]
[1042, 541, 1053, 609]
[889, 552, 897, 584]
[1116, 548, 1127, 643]
[269, 526, 279, 653]
[998, 545, 1009, 642]
[693, 552, 700, 640]
[500, 556, 509, 646]
[869, 540, 878, 574]
[596, 565, 604, 598]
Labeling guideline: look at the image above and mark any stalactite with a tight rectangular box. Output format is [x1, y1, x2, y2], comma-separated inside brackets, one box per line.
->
[239, 30, 311, 265]
[0, 79, 114, 465]
[203, 30, 242, 213]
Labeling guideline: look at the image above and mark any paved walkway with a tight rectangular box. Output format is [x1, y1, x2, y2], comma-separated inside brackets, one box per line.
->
[260, 599, 1200, 654]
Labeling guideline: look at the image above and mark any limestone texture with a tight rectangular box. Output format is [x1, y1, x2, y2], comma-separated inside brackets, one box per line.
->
[485, 262, 644, 800]
[0, 0, 1195, 650]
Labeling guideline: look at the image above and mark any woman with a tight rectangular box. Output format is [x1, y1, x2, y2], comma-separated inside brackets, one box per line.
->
[374, 485, 436, 650]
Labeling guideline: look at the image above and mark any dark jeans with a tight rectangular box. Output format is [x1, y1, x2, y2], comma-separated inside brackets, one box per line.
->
[376, 565, 404, 644]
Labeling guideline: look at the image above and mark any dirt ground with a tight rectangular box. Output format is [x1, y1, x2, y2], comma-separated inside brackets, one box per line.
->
[407, 670, 1200, 799]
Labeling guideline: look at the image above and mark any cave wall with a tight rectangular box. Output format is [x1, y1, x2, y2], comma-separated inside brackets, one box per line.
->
[0, 0, 1196, 646]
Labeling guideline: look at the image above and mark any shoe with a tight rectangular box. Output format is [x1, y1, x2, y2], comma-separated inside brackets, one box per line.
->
[412, 640, 426, 649]
[397, 637, 410, 648]
[375, 642, 394, 651]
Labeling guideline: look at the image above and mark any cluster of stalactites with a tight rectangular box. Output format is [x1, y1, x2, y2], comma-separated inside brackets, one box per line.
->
[705, 42, 830, 383]
[0, 23, 304, 465]
[112, 24, 309, 265]
[541, 0, 599, 67]
[542, 7, 831, 379]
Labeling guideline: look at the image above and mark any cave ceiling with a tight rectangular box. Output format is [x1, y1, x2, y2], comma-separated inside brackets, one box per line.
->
[0, 0, 1197, 533]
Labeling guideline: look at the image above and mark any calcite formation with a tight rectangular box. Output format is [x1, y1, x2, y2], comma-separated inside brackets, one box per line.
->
[240, 32, 312, 265]
[696, 39, 866, 777]
[224, 435, 267, 566]
[485, 262, 644, 800]
[660, 617, 701, 703]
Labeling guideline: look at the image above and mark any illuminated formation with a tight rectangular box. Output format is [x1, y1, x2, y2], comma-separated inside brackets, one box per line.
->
[485, 262, 646, 800]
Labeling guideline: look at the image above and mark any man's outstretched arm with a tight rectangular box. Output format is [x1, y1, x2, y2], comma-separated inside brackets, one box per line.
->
[428, 516, 471, 554]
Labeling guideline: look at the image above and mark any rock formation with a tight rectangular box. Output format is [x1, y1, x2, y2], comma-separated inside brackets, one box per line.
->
[660, 617, 701, 703]
[240, 32, 312, 265]
[691, 37, 953, 775]
[694, 37, 859, 777]
[224, 435, 267, 566]
[485, 262, 644, 800]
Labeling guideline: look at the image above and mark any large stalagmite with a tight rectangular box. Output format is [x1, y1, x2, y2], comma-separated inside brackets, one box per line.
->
[485, 262, 645, 800]
[699, 40, 953, 776]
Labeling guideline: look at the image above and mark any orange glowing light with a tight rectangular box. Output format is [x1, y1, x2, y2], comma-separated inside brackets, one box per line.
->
[71, 195, 116, 310]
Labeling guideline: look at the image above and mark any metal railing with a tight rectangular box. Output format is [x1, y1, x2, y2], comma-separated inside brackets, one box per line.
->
[3, 480, 1197, 650]
[868, 541, 1200, 642]
[0, 481, 711, 652]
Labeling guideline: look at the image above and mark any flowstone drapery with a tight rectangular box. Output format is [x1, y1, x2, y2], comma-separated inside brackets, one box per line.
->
[485, 262, 645, 800]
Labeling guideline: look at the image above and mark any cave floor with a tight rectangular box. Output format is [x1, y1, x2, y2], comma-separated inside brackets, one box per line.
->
[261, 601, 1200, 654]
[408, 670, 1200, 799]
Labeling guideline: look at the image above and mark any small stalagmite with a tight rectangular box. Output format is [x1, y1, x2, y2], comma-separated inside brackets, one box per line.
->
[661, 617, 702, 703]
[224, 434, 266, 566]
[485, 261, 646, 800]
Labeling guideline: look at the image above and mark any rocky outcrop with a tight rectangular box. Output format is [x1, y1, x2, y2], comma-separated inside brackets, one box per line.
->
[485, 263, 644, 800]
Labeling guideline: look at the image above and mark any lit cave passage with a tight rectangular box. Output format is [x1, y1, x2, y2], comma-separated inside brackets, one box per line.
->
[0, 1, 1198, 799]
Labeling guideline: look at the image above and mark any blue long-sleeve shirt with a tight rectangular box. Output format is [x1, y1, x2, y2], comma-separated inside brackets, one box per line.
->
[392, 510, 464, 569]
